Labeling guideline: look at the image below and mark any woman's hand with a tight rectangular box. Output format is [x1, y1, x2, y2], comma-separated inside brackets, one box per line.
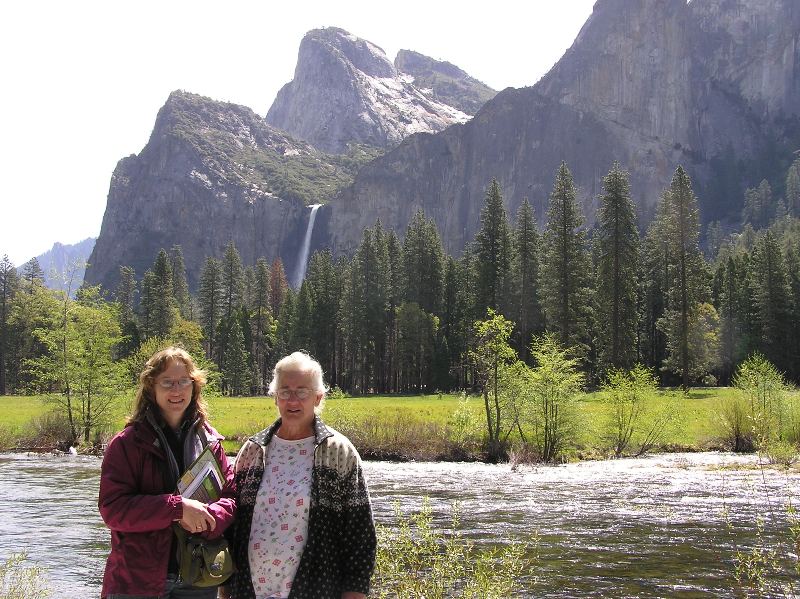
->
[177, 497, 217, 533]
[341, 593, 367, 599]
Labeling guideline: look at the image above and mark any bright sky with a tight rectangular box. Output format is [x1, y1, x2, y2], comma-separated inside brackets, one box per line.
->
[0, 0, 595, 266]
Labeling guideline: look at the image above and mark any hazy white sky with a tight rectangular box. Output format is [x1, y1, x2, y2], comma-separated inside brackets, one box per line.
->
[0, 0, 595, 266]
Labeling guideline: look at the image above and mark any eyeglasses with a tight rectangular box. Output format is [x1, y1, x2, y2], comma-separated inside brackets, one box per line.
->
[156, 378, 193, 390]
[277, 388, 313, 401]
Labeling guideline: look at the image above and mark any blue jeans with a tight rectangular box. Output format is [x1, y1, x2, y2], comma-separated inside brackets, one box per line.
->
[106, 574, 218, 599]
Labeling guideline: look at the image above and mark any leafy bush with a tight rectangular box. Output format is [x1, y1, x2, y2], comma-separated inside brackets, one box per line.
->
[717, 392, 756, 452]
[0, 553, 49, 599]
[17, 410, 73, 450]
[373, 498, 530, 598]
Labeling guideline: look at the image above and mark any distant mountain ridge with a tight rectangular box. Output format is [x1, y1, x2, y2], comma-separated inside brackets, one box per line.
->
[22, 238, 95, 295]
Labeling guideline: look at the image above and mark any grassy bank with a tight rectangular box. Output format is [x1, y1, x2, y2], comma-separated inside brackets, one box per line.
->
[0, 388, 743, 460]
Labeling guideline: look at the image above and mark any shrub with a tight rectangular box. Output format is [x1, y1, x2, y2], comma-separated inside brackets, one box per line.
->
[732, 353, 791, 449]
[373, 498, 530, 598]
[762, 440, 798, 468]
[0, 553, 49, 599]
[716, 393, 756, 452]
[18, 410, 73, 450]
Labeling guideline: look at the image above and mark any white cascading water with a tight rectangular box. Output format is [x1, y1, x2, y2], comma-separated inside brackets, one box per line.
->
[294, 204, 322, 287]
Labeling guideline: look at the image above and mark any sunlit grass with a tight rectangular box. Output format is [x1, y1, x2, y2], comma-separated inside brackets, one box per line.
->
[0, 387, 779, 457]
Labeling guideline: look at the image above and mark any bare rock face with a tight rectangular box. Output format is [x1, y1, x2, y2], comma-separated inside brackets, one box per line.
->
[84, 91, 358, 293]
[265, 27, 471, 153]
[394, 49, 497, 115]
[326, 0, 800, 257]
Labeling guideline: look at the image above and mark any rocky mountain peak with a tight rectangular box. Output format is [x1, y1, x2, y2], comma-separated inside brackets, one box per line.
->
[394, 49, 496, 115]
[265, 27, 471, 153]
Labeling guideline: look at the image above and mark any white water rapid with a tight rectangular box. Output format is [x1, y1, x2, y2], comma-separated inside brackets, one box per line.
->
[293, 204, 322, 287]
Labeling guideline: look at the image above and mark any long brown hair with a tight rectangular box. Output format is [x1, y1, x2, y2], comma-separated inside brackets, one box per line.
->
[128, 346, 209, 427]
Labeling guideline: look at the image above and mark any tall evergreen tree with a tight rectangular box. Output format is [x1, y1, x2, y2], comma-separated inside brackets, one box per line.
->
[115, 265, 139, 357]
[657, 166, 712, 388]
[402, 210, 444, 316]
[441, 255, 473, 389]
[786, 159, 800, 217]
[742, 179, 774, 229]
[336, 257, 366, 392]
[148, 249, 175, 339]
[170, 245, 191, 319]
[474, 178, 512, 315]
[748, 231, 792, 373]
[540, 162, 593, 358]
[714, 252, 753, 384]
[221, 242, 245, 322]
[221, 317, 251, 395]
[596, 162, 639, 370]
[509, 199, 542, 361]
[21, 258, 45, 288]
[269, 258, 288, 317]
[198, 257, 223, 359]
[0, 255, 18, 395]
[251, 258, 273, 393]
[306, 250, 338, 385]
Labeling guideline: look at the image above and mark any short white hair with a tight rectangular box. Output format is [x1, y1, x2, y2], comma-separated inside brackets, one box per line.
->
[268, 351, 328, 396]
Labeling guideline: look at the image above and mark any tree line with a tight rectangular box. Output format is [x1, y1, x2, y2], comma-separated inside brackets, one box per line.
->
[3, 158, 800, 404]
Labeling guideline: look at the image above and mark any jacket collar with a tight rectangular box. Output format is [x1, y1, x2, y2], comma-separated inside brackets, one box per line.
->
[250, 415, 332, 447]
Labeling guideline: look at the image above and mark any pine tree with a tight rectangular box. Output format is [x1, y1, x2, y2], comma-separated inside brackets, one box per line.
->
[115, 266, 139, 357]
[292, 281, 315, 353]
[786, 159, 800, 217]
[596, 162, 639, 370]
[509, 199, 542, 361]
[148, 249, 175, 339]
[21, 258, 45, 288]
[714, 253, 752, 384]
[221, 242, 244, 322]
[442, 255, 472, 389]
[306, 250, 338, 385]
[474, 179, 512, 315]
[336, 258, 366, 392]
[385, 230, 403, 391]
[221, 317, 251, 395]
[0, 255, 18, 394]
[748, 231, 792, 374]
[402, 210, 444, 316]
[269, 258, 288, 317]
[251, 258, 273, 393]
[198, 257, 223, 359]
[539, 162, 593, 358]
[742, 179, 774, 229]
[170, 246, 191, 319]
[656, 166, 712, 388]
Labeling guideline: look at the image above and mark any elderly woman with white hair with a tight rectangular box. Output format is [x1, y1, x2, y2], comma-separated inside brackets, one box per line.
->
[223, 351, 376, 599]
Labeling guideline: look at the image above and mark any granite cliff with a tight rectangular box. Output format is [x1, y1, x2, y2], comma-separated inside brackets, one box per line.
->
[85, 1, 800, 293]
[265, 27, 479, 153]
[326, 0, 800, 256]
[84, 91, 366, 292]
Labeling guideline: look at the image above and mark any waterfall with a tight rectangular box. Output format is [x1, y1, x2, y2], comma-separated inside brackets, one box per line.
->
[293, 204, 322, 287]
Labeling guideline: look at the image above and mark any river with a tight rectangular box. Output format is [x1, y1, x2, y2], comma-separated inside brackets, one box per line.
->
[0, 452, 797, 597]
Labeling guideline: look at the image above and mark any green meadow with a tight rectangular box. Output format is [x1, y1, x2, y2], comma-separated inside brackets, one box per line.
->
[0, 388, 739, 460]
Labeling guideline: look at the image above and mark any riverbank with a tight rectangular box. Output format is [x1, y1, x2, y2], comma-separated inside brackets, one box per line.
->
[0, 387, 755, 462]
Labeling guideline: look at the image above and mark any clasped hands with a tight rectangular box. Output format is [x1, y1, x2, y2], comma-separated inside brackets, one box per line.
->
[177, 497, 216, 534]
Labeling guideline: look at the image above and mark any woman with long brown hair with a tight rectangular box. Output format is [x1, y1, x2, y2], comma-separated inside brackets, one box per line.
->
[99, 346, 236, 598]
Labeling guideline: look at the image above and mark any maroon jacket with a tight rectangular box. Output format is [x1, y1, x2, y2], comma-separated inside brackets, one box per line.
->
[98, 416, 236, 598]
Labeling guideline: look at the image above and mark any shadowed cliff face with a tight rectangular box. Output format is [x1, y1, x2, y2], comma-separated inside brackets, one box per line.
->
[83, 92, 363, 293]
[265, 27, 472, 153]
[325, 0, 800, 257]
